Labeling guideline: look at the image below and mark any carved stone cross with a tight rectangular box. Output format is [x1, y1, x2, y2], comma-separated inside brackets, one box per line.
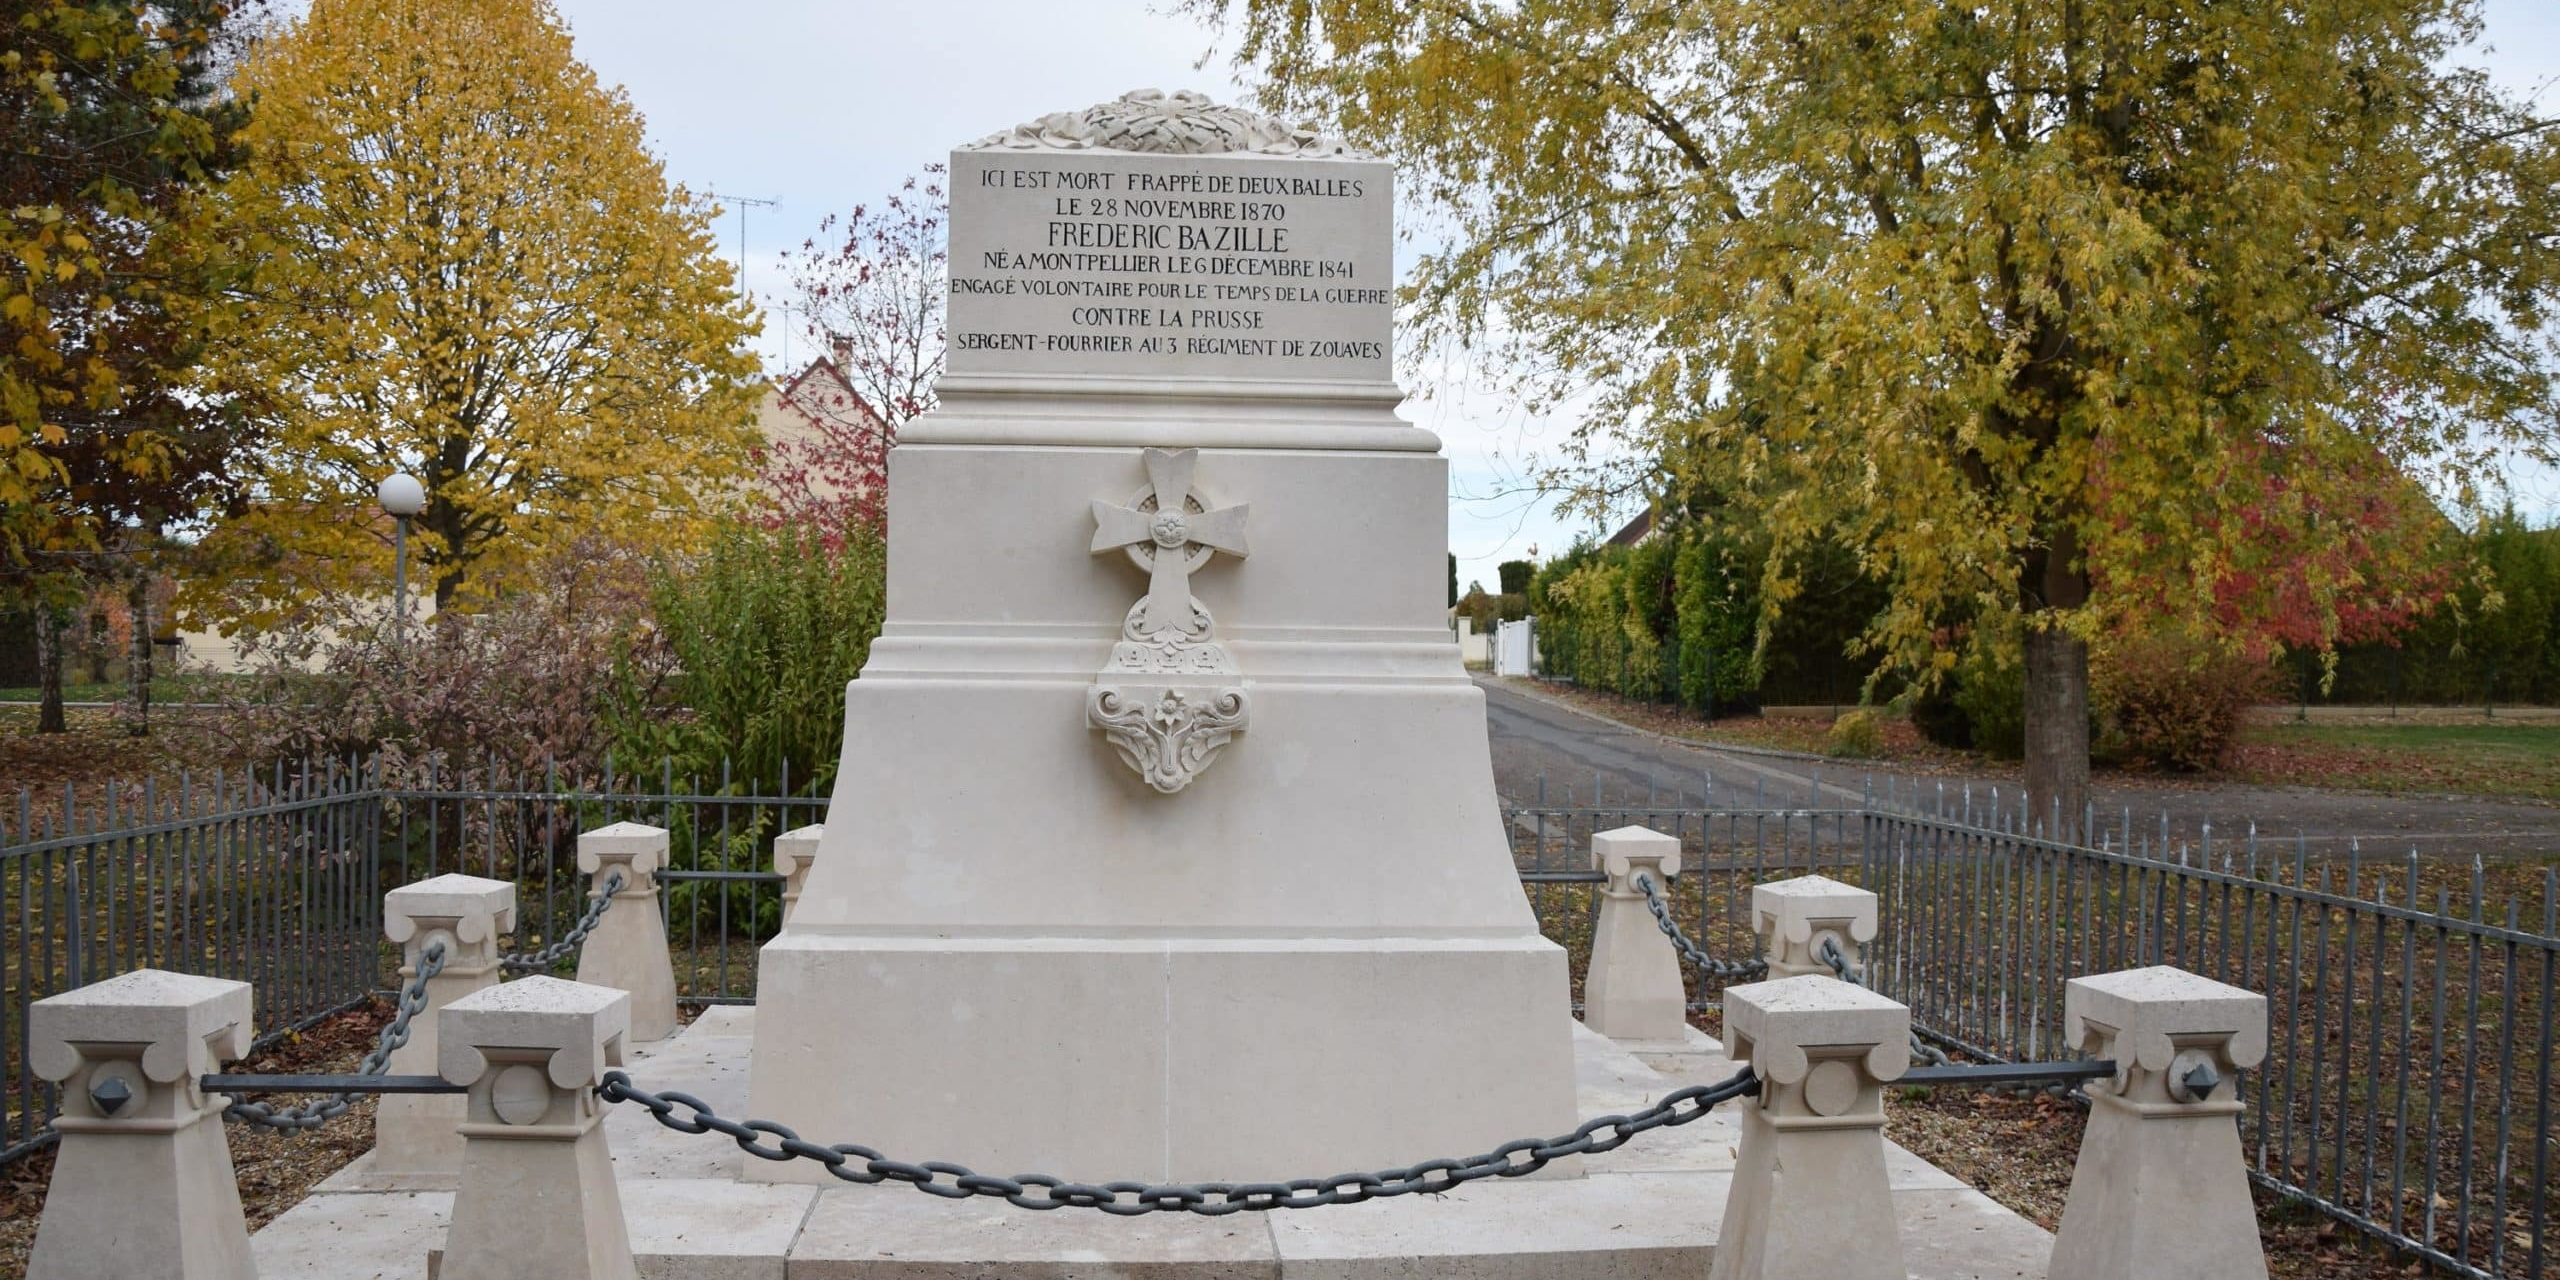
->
[1090, 449, 1249, 634]
[1087, 448, 1252, 795]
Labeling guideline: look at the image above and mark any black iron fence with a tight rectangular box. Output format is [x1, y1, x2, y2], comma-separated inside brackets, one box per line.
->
[5, 761, 2555, 1277]
[0, 757, 814, 1164]
[1503, 782, 2559, 1280]
[1503, 786, 1867, 1012]
[1856, 801, 2559, 1280]
[383, 756, 818, 1005]
[3, 761, 383, 1163]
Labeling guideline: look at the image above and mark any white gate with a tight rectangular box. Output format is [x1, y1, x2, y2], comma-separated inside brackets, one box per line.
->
[1494, 618, 1535, 676]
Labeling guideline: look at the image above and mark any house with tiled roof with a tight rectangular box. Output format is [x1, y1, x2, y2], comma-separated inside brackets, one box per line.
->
[753, 357, 892, 514]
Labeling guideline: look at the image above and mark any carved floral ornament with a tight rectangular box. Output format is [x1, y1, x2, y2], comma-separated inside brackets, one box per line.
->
[1090, 686, 1250, 795]
[972, 88, 1367, 158]
[1086, 449, 1253, 794]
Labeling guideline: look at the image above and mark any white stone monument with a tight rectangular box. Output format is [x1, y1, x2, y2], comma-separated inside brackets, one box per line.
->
[749, 89, 1576, 1181]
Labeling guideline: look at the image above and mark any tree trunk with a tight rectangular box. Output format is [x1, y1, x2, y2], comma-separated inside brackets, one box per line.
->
[35, 608, 66, 733]
[2023, 624, 2089, 838]
[428, 501, 467, 614]
[126, 574, 153, 737]
[85, 605, 110, 683]
[2022, 515, 2093, 840]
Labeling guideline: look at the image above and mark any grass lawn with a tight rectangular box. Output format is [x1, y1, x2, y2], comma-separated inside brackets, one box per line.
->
[0, 671, 240, 704]
[2230, 719, 2560, 801]
[1519, 677, 2560, 803]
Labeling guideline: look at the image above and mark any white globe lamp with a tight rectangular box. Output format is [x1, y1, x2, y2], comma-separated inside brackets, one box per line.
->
[377, 472, 426, 518]
[378, 472, 425, 634]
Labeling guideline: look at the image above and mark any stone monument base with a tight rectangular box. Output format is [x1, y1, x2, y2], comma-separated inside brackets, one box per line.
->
[272, 1007, 2054, 1280]
[745, 933, 1572, 1183]
[749, 438, 1588, 1182]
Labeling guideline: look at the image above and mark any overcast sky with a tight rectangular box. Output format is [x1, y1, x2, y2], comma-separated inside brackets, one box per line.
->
[545, 0, 2559, 593]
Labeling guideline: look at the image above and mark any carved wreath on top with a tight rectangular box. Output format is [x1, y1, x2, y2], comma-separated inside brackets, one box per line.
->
[973, 89, 1365, 158]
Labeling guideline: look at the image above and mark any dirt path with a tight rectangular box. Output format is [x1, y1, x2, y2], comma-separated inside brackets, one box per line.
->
[1483, 677, 2560, 865]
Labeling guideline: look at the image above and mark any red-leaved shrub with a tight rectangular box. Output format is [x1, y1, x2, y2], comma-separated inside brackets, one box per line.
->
[215, 536, 660, 787]
[2095, 630, 2278, 771]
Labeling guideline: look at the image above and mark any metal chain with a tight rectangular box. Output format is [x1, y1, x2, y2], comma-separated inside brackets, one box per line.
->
[222, 941, 448, 1131]
[1632, 873, 1769, 981]
[500, 870, 625, 974]
[597, 1064, 1760, 1215]
[1815, 936, 1953, 1068]
[219, 869, 621, 1129]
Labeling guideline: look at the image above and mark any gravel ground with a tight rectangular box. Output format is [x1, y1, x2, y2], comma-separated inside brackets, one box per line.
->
[1886, 1085, 2433, 1278]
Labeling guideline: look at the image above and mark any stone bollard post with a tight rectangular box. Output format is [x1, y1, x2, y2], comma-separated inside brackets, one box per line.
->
[437, 976, 635, 1280]
[1583, 825, 1690, 1043]
[574, 821, 678, 1043]
[1709, 974, 1911, 1280]
[1749, 873, 1878, 980]
[771, 823, 826, 925]
[372, 873, 516, 1180]
[2049, 966, 2271, 1280]
[28, 970, 257, 1280]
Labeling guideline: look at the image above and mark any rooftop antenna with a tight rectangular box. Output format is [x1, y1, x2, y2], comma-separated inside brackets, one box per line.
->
[706, 190, 778, 303]
[774, 301, 804, 375]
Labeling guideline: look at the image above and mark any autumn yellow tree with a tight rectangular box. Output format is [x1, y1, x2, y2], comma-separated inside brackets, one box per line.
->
[2, 0, 237, 563]
[199, 0, 760, 618]
[1199, 0, 2560, 823]
[3, 0, 259, 731]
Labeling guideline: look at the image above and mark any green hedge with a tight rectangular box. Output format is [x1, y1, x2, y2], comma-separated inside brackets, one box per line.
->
[1529, 509, 2560, 727]
[1525, 523, 1888, 714]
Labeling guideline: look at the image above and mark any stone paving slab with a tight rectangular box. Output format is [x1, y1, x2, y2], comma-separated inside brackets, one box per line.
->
[1264, 1169, 1715, 1280]
[1570, 1020, 1688, 1107]
[1614, 1023, 1724, 1067]
[281, 1176, 816, 1279]
[605, 1007, 756, 1183]
[621, 1179, 816, 1279]
[251, 1009, 2053, 1279]
[1578, 1113, 1742, 1176]
[321, 1150, 457, 1194]
[790, 1189, 1282, 1279]
[1894, 1188, 2056, 1280]
[255, 1189, 450, 1280]
[677, 1005, 758, 1040]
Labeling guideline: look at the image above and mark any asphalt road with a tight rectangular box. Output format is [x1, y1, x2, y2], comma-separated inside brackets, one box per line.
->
[1480, 676, 2560, 865]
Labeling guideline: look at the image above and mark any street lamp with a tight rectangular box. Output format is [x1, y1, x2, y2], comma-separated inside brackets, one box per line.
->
[377, 473, 425, 634]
